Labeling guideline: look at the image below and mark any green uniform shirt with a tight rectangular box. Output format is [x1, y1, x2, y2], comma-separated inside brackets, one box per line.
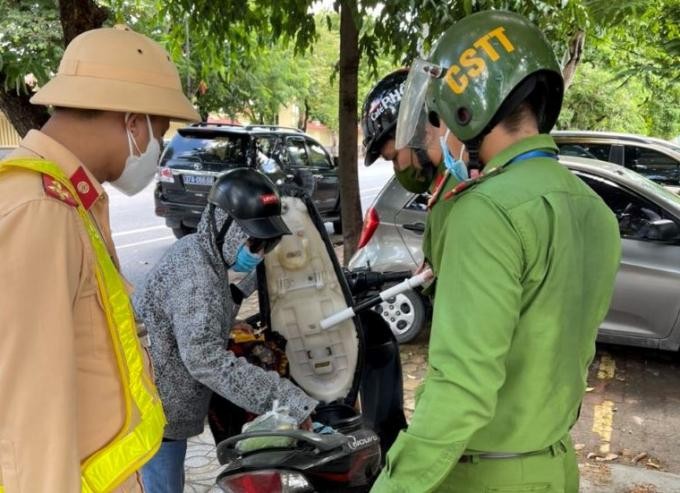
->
[372, 134, 621, 492]
[422, 169, 458, 270]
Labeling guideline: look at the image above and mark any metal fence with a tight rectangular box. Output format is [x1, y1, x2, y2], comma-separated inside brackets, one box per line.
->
[0, 112, 20, 147]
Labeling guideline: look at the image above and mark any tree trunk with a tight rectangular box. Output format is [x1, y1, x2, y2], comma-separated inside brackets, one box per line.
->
[0, 0, 108, 137]
[562, 31, 585, 91]
[298, 99, 310, 131]
[0, 74, 49, 137]
[338, 0, 362, 265]
[58, 0, 109, 45]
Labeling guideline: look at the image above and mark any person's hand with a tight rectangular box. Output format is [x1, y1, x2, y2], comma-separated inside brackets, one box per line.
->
[415, 261, 434, 281]
[299, 417, 313, 431]
[232, 321, 255, 336]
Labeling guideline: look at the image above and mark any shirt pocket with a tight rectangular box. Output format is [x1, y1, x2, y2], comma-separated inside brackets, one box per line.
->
[73, 275, 111, 359]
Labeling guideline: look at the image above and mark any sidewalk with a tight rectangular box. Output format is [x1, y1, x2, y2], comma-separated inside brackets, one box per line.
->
[580, 463, 680, 492]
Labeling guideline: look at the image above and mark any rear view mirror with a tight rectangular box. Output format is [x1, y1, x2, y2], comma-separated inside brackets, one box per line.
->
[332, 156, 340, 168]
[645, 219, 680, 242]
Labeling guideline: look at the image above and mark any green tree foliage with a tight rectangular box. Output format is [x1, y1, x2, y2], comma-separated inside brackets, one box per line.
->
[558, 62, 647, 133]
[0, 1, 63, 93]
[1, 0, 678, 255]
[580, 0, 680, 138]
[559, 62, 680, 139]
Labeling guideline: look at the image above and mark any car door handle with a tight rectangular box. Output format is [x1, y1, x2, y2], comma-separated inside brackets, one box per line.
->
[403, 222, 426, 234]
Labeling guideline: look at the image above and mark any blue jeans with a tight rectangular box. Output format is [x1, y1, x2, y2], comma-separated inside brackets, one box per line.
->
[141, 439, 187, 493]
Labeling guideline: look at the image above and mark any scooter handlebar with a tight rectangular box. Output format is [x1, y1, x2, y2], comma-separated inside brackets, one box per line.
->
[320, 269, 433, 330]
[344, 269, 413, 295]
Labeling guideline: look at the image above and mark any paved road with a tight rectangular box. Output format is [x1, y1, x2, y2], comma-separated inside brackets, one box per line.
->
[400, 336, 680, 476]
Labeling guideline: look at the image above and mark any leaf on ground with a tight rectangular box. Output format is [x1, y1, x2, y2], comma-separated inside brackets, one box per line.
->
[596, 453, 619, 462]
[632, 452, 648, 464]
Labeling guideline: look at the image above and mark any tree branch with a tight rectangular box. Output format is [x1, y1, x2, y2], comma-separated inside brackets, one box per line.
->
[562, 30, 585, 91]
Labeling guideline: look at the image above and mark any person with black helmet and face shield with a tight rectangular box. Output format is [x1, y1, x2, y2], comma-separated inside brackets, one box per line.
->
[371, 11, 620, 493]
[361, 69, 468, 281]
[134, 168, 317, 493]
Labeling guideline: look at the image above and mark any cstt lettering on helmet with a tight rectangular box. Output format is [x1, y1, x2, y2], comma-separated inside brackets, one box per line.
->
[444, 26, 515, 95]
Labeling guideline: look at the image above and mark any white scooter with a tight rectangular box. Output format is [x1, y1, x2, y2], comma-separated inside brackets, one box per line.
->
[214, 173, 430, 492]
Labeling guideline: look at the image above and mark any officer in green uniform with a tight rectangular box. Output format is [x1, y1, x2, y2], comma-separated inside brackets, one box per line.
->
[371, 11, 621, 493]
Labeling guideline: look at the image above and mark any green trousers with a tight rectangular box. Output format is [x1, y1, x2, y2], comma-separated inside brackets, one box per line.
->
[435, 434, 579, 493]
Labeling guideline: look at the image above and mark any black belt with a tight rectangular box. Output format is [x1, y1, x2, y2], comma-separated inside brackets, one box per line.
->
[458, 440, 566, 463]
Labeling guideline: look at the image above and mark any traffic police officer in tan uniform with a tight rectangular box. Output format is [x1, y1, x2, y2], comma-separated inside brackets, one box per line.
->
[0, 26, 199, 492]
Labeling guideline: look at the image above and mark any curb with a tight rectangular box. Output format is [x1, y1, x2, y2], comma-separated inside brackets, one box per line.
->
[580, 463, 680, 492]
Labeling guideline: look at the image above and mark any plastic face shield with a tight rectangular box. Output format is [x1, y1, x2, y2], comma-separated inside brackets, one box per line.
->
[395, 59, 444, 151]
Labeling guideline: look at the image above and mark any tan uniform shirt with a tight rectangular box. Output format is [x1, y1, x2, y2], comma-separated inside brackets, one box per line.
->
[0, 131, 144, 492]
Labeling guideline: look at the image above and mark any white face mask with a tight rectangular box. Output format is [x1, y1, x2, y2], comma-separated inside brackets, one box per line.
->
[111, 114, 161, 196]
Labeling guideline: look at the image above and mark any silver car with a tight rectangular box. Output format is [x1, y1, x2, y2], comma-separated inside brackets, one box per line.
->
[552, 130, 680, 193]
[349, 156, 680, 349]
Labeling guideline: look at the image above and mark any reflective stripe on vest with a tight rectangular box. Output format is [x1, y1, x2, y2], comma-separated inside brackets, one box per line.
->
[0, 159, 166, 492]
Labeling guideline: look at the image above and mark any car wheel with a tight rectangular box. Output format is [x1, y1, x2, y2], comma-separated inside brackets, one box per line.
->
[333, 219, 342, 234]
[172, 225, 194, 239]
[373, 288, 426, 344]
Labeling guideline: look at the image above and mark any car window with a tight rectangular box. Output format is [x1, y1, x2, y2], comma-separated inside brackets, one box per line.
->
[286, 137, 309, 167]
[575, 172, 677, 241]
[306, 140, 332, 168]
[405, 193, 430, 212]
[254, 136, 285, 173]
[623, 146, 680, 185]
[164, 133, 247, 165]
[557, 142, 611, 162]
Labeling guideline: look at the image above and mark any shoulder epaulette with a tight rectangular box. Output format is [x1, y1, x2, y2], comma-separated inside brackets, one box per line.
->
[43, 175, 78, 207]
[444, 166, 506, 201]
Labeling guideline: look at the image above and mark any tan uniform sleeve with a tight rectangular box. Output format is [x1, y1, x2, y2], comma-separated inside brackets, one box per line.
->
[0, 199, 82, 492]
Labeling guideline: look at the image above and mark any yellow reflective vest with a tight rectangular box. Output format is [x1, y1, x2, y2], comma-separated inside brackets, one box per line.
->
[0, 159, 166, 493]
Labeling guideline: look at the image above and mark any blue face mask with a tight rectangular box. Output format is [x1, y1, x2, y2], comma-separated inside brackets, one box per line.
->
[232, 243, 263, 273]
[440, 130, 468, 182]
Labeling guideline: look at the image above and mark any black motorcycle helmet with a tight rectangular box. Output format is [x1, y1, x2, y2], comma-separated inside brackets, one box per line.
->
[361, 69, 408, 166]
[208, 168, 291, 248]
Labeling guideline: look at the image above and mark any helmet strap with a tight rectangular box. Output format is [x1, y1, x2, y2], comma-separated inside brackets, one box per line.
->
[414, 148, 436, 182]
[209, 203, 233, 263]
[464, 137, 484, 172]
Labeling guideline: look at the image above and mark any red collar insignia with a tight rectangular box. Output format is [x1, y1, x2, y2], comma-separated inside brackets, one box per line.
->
[69, 167, 100, 210]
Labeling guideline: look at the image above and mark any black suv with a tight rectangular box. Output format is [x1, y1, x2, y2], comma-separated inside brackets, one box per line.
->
[155, 123, 342, 238]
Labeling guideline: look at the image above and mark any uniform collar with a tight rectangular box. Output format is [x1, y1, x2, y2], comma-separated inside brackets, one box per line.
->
[483, 134, 559, 174]
[427, 162, 447, 194]
[19, 130, 105, 210]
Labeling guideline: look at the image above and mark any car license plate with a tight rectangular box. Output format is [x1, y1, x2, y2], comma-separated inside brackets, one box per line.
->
[183, 174, 214, 186]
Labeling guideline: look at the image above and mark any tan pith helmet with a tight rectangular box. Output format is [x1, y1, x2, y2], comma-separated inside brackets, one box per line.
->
[31, 25, 200, 121]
